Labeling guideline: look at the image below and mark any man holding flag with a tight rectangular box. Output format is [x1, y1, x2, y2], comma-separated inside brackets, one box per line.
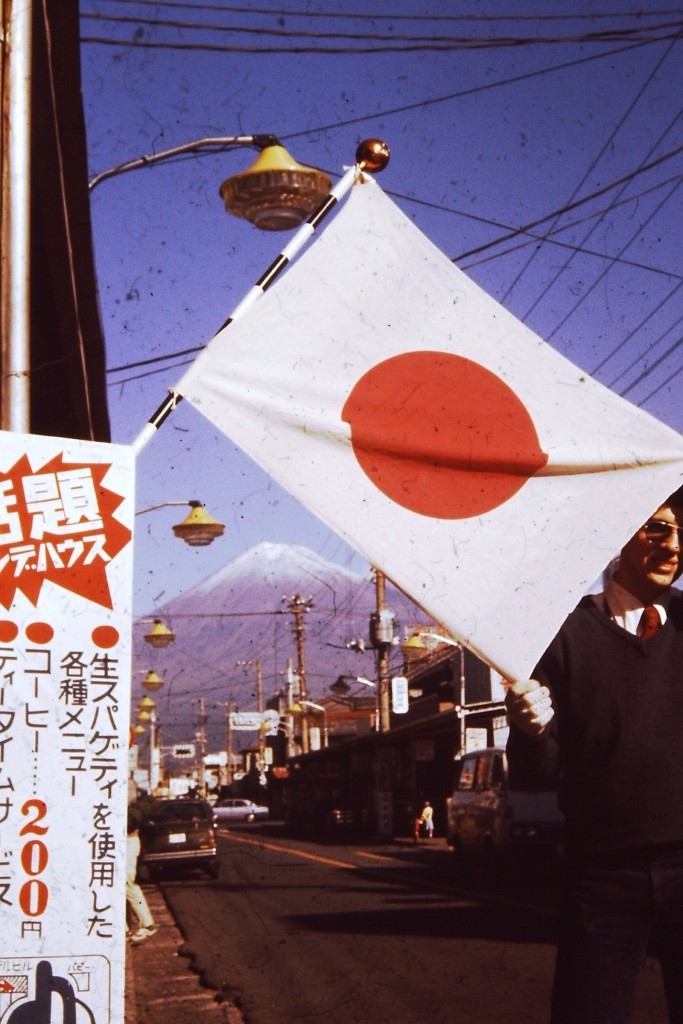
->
[506, 485, 683, 1024]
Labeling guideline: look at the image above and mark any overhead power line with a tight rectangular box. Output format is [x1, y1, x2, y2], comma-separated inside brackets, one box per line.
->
[105, 153, 682, 387]
[504, 38, 678, 311]
[278, 38, 669, 144]
[80, 28, 683, 55]
[600, 285, 683, 382]
[80, 8, 683, 48]
[82, 1, 683, 24]
[452, 146, 683, 263]
[460, 174, 683, 278]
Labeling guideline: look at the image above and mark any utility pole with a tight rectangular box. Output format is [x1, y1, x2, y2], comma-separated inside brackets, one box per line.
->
[237, 659, 265, 775]
[372, 569, 394, 732]
[149, 710, 161, 793]
[285, 659, 298, 759]
[225, 699, 234, 788]
[284, 595, 313, 753]
[255, 659, 265, 773]
[195, 697, 207, 795]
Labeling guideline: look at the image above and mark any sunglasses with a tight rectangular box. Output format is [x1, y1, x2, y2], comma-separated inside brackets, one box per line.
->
[641, 519, 683, 543]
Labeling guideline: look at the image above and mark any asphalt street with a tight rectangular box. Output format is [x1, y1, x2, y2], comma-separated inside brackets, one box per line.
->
[127, 827, 668, 1024]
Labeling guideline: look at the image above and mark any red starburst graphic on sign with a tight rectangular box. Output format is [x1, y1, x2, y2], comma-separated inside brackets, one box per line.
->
[0, 453, 131, 610]
[341, 351, 549, 519]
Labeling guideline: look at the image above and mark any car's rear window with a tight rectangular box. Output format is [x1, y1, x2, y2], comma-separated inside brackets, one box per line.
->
[156, 802, 210, 821]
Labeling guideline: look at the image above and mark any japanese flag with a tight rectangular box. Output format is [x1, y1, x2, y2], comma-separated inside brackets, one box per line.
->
[177, 179, 683, 681]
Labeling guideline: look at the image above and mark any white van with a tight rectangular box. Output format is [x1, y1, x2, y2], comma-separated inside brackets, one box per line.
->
[446, 747, 563, 862]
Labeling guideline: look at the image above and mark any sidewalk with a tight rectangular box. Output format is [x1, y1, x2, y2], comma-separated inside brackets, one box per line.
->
[126, 885, 244, 1024]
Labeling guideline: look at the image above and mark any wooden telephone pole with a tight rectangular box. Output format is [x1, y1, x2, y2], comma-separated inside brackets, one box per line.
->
[284, 595, 313, 753]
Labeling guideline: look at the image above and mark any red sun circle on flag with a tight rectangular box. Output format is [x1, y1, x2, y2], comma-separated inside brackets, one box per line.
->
[341, 351, 548, 519]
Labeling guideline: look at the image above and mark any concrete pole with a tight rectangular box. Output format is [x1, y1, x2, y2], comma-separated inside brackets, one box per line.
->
[197, 697, 207, 795]
[286, 595, 313, 753]
[375, 570, 392, 732]
[2, 0, 32, 431]
[225, 700, 234, 786]
[255, 659, 266, 772]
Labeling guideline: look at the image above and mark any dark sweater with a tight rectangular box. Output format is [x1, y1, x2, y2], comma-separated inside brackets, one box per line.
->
[507, 591, 683, 854]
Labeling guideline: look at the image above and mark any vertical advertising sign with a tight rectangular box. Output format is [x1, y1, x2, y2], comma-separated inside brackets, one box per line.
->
[0, 431, 134, 1023]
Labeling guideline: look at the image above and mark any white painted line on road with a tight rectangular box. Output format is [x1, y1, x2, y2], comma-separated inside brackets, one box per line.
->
[145, 993, 226, 1006]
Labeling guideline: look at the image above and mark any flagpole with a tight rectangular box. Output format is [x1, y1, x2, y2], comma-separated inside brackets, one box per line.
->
[131, 139, 390, 456]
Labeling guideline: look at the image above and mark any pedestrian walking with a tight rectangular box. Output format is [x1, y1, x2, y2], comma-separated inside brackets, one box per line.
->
[126, 777, 157, 944]
[420, 801, 434, 839]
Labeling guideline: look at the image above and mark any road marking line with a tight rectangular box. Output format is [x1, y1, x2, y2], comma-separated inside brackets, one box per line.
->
[218, 832, 558, 918]
[146, 993, 224, 1006]
[220, 831, 358, 871]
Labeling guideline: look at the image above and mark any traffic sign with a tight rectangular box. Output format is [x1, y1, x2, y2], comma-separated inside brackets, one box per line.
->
[230, 710, 281, 731]
[172, 744, 196, 759]
[230, 712, 262, 730]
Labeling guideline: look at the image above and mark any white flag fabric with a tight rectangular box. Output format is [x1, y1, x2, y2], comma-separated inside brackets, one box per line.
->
[178, 179, 683, 681]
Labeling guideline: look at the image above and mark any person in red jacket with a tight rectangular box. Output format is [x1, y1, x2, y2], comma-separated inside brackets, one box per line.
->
[506, 485, 683, 1024]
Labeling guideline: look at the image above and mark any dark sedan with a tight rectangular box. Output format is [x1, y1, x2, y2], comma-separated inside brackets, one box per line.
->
[139, 798, 220, 880]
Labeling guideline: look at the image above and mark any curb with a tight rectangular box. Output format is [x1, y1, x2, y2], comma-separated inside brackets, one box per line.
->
[126, 885, 244, 1024]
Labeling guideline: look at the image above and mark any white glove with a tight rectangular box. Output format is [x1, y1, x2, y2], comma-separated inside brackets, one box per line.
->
[505, 678, 554, 737]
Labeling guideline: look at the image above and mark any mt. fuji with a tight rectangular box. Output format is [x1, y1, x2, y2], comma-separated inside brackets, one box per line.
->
[133, 543, 433, 751]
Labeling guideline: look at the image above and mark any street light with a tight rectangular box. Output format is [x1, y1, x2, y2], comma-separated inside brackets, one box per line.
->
[220, 141, 332, 231]
[143, 620, 175, 649]
[129, 137, 390, 455]
[89, 134, 332, 231]
[135, 499, 225, 547]
[330, 674, 376, 695]
[171, 501, 224, 547]
[141, 670, 165, 694]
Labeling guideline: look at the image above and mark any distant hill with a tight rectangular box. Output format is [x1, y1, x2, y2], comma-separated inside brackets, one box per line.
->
[132, 542, 434, 752]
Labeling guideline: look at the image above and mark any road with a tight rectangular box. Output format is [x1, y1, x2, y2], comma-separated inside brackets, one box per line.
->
[160, 824, 668, 1024]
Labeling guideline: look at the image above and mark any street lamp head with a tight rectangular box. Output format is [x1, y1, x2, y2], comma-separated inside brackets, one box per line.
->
[142, 670, 165, 694]
[330, 676, 351, 696]
[220, 142, 332, 231]
[172, 501, 225, 547]
[143, 620, 175, 649]
[301, 700, 326, 713]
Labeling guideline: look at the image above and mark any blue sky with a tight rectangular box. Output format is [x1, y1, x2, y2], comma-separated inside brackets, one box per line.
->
[80, 2, 682, 615]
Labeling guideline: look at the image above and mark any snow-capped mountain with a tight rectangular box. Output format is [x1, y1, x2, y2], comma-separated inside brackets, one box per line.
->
[133, 543, 432, 751]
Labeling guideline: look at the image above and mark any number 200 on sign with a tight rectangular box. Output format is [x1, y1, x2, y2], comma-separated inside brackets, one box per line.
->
[19, 798, 49, 917]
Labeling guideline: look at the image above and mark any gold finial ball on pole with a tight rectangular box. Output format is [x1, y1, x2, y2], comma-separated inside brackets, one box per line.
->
[355, 139, 390, 173]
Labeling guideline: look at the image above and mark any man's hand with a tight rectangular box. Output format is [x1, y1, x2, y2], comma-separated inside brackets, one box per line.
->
[505, 679, 554, 737]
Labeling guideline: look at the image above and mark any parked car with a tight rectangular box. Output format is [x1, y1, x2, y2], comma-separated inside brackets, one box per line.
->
[213, 798, 269, 823]
[446, 747, 562, 866]
[139, 798, 220, 880]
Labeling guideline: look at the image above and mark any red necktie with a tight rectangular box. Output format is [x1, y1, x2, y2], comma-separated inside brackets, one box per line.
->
[638, 605, 661, 639]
